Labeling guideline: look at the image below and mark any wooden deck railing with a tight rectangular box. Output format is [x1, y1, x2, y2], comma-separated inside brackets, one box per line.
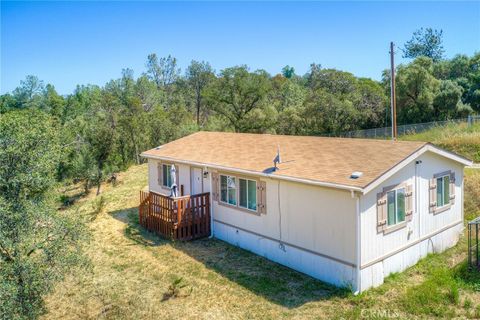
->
[138, 191, 211, 241]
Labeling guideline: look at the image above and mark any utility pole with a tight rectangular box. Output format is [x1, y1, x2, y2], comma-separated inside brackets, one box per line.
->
[390, 42, 397, 141]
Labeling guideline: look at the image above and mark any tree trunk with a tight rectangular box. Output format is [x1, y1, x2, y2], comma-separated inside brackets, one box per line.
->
[96, 181, 101, 196]
[119, 138, 127, 166]
[96, 165, 103, 196]
[129, 127, 140, 165]
[196, 103, 200, 125]
[134, 142, 140, 165]
[84, 179, 90, 194]
[196, 92, 201, 125]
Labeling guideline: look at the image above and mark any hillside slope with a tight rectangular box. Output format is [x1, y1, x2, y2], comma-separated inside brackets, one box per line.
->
[42, 163, 480, 319]
[401, 122, 480, 163]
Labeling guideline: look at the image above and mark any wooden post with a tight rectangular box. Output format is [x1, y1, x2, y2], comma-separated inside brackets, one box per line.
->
[177, 199, 182, 225]
[390, 42, 397, 141]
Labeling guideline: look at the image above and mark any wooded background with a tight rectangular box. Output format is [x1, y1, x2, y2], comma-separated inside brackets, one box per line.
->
[1, 29, 479, 194]
[1, 27, 480, 319]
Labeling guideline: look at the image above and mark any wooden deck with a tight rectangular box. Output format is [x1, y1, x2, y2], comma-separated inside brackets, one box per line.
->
[138, 191, 211, 241]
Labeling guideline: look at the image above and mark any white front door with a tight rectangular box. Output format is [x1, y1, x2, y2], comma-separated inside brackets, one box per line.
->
[191, 167, 203, 195]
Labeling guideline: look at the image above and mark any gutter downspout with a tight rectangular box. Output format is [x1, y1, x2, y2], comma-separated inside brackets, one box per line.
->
[352, 190, 361, 295]
[415, 160, 421, 239]
[208, 167, 214, 238]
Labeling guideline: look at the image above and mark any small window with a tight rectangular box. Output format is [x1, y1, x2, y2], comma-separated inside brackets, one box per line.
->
[220, 175, 237, 206]
[162, 164, 173, 188]
[387, 188, 406, 226]
[239, 178, 257, 211]
[436, 175, 450, 208]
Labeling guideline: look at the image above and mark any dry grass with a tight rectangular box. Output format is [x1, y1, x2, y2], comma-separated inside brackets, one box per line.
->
[43, 164, 480, 320]
[465, 168, 480, 222]
[401, 122, 480, 162]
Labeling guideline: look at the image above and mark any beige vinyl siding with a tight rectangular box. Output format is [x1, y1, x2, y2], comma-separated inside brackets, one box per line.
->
[211, 172, 219, 201]
[212, 175, 357, 265]
[147, 159, 189, 196]
[360, 151, 464, 290]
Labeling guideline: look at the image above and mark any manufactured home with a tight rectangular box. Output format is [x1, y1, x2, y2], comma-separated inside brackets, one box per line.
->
[139, 131, 472, 292]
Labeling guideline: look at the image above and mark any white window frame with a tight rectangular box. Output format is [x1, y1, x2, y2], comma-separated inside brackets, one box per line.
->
[220, 174, 237, 206]
[435, 174, 450, 209]
[239, 178, 257, 212]
[218, 173, 259, 214]
[162, 164, 173, 189]
[386, 187, 406, 227]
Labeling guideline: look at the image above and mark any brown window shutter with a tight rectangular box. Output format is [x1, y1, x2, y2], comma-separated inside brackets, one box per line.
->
[211, 172, 219, 201]
[449, 171, 456, 205]
[256, 180, 267, 214]
[405, 184, 414, 221]
[256, 182, 262, 212]
[376, 191, 387, 233]
[429, 178, 437, 213]
[260, 181, 267, 214]
[157, 162, 163, 186]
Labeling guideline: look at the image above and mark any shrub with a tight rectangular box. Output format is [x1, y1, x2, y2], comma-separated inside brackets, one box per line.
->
[447, 284, 460, 305]
[475, 305, 480, 318]
[90, 195, 107, 220]
[60, 194, 74, 207]
[0, 111, 88, 319]
[463, 297, 472, 309]
[162, 277, 192, 301]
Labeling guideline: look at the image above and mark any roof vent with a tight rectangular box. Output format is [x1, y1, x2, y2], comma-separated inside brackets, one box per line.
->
[350, 171, 363, 179]
[154, 145, 163, 150]
[273, 145, 281, 171]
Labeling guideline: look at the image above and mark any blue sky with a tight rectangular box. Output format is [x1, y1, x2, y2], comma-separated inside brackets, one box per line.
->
[1, 1, 479, 94]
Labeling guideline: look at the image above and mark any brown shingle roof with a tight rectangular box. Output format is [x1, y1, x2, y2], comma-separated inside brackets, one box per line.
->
[141, 131, 427, 189]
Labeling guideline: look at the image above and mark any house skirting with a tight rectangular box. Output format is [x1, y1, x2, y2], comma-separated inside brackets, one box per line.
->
[213, 219, 463, 292]
[360, 222, 463, 291]
[213, 219, 357, 289]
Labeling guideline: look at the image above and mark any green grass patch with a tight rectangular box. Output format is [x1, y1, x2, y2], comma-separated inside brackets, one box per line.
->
[401, 267, 459, 317]
[453, 261, 480, 292]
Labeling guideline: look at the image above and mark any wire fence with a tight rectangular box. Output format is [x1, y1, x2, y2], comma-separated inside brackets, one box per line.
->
[323, 115, 480, 139]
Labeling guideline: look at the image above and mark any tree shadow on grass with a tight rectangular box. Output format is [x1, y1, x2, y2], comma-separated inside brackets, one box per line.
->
[173, 238, 351, 308]
[58, 189, 86, 210]
[110, 208, 350, 308]
[109, 207, 170, 247]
